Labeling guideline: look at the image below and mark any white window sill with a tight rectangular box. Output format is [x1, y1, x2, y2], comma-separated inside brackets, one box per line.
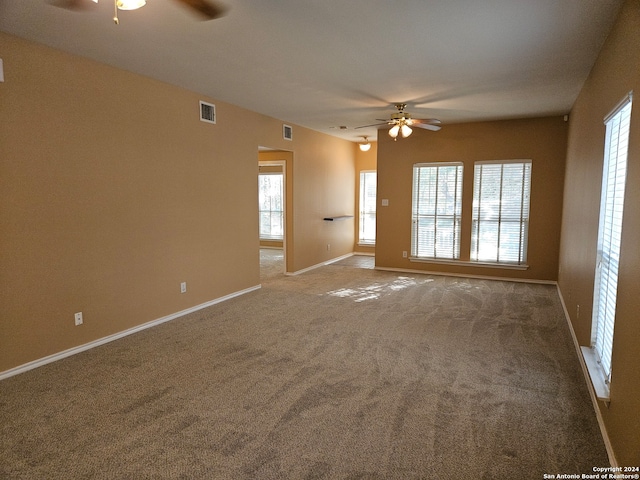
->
[580, 346, 610, 402]
[409, 257, 529, 270]
[357, 242, 376, 247]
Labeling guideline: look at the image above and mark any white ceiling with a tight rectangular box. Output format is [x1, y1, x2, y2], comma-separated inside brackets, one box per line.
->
[0, 0, 624, 142]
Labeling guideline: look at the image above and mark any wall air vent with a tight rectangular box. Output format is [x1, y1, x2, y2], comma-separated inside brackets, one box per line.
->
[283, 124, 293, 141]
[199, 101, 216, 124]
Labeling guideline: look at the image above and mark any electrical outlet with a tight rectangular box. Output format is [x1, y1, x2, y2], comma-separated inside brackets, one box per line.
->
[180, 282, 187, 294]
[402, 251, 408, 258]
[327, 244, 330, 251]
[577, 304, 580, 319]
[74, 312, 83, 326]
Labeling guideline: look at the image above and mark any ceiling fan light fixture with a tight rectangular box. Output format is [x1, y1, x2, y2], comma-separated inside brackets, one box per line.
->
[359, 136, 371, 152]
[356, 103, 440, 142]
[116, 0, 146, 10]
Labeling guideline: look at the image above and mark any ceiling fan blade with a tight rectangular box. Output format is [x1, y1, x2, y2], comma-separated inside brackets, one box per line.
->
[412, 118, 442, 125]
[413, 123, 441, 131]
[174, 0, 227, 20]
[48, 0, 97, 11]
[355, 122, 391, 129]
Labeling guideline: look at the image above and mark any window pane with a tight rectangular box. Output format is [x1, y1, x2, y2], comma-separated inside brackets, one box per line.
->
[259, 212, 272, 237]
[411, 163, 463, 259]
[359, 172, 377, 244]
[471, 161, 531, 264]
[592, 97, 632, 384]
[258, 173, 284, 240]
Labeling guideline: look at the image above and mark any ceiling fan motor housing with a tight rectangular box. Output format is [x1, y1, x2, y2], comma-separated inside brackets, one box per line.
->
[391, 104, 410, 122]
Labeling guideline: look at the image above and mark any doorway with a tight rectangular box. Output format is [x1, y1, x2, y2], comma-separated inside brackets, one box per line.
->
[258, 149, 292, 277]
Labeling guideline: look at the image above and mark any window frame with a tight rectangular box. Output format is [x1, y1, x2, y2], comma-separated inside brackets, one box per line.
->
[258, 172, 284, 241]
[358, 170, 377, 246]
[410, 162, 464, 261]
[470, 159, 532, 266]
[584, 92, 633, 400]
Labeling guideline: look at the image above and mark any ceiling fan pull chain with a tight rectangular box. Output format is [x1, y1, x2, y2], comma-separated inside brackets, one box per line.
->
[113, 0, 120, 24]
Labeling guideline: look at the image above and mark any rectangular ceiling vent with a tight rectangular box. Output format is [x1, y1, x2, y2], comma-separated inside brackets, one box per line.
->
[199, 101, 216, 124]
[283, 124, 293, 141]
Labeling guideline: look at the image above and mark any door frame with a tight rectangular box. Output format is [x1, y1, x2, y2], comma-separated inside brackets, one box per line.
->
[259, 149, 293, 273]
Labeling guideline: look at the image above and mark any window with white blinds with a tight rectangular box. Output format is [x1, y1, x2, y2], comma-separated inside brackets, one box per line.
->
[471, 160, 532, 265]
[411, 163, 463, 259]
[359, 171, 377, 245]
[258, 173, 284, 240]
[591, 93, 633, 387]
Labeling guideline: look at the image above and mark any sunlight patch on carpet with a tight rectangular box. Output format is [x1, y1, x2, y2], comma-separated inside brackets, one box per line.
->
[324, 276, 434, 302]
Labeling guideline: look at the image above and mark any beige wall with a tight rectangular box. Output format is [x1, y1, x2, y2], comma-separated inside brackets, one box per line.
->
[287, 129, 355, 272]
[354, 142, 378, 254]
[375, 117, 568, 282]
[558, 0, 640, 465]
[0, 33, 355, 373]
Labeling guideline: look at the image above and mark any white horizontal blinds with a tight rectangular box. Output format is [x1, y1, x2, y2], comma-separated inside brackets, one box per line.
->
[411, 163, 463, 259]
[359, 171, 377, 244]
[471, 160, 532, 264]
[258, 173, 284, 240]
[593, 95, 632, 384]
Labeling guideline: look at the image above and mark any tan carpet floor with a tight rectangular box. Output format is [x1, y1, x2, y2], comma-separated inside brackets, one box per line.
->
[0, 252, 608, 479]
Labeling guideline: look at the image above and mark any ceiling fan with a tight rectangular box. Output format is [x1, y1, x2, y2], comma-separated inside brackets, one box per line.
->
[356, 103, 441, 140]
[51, 0, 227, 23]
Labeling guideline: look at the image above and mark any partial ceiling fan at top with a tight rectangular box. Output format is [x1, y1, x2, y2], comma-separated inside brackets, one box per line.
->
[50, 0, 227, 23]
[356, 103, 441, 140]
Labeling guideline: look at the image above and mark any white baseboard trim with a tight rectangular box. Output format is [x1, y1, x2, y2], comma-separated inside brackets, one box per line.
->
[374, 265, 556, 285]
[556, 285, 617, 467]
[0, 284, 262, 382]
[286, 253, 354, 276]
